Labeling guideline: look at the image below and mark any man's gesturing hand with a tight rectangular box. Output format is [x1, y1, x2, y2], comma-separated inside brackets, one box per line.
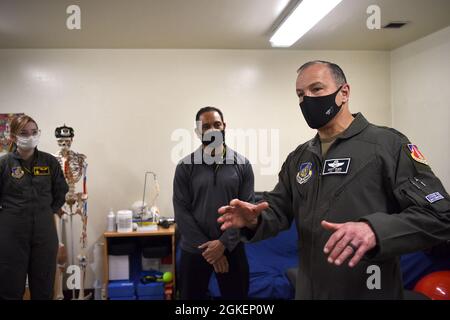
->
[217, 199, 269, 231]
[321, 220, 377, 268]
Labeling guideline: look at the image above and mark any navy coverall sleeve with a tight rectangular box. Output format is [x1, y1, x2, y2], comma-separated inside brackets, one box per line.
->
[173, 163, 210, 247]
[0, 157, 4, 194]
[0, 157, 5, 192]
[242, 156, 295, 242]
[50, 156, 69, 213]
[219, 161, 255, 251]
[362, 140, 450, 260]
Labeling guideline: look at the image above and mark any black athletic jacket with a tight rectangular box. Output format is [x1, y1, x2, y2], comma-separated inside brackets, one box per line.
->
[174, 146, 255, 254]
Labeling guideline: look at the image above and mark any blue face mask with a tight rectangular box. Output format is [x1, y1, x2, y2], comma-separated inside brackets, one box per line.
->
[299, 86, 343, 129]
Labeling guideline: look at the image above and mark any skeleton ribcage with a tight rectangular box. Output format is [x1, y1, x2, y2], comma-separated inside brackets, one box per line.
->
[56, 151, 84, 185]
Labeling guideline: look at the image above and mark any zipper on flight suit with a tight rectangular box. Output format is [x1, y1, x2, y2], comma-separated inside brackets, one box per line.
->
[309, 153, 323, 298]
[309, 136, 341, 297]
[213, 164, 220, 186]
[306, 136, 342, 297]
[332, 158, 375, 198]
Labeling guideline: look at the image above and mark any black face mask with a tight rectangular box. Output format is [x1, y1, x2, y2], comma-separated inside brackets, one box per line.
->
[201, 130, 225, 147]
[299, 86, 343, 129]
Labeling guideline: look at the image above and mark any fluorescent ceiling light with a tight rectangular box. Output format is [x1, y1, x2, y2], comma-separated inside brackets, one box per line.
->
[270, 0, 343, 47]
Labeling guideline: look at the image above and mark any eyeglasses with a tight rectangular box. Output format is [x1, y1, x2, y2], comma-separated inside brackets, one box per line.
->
[17, 129, 41, 138]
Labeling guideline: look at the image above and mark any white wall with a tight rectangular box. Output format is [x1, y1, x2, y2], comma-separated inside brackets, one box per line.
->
[0, 49, 391, 287]
[391, 26, 450, 190]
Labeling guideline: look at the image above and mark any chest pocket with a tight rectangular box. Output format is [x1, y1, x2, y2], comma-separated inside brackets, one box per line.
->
[321, 157, 380, 223]
[331, 156, 378, 199]
[6, 167, 28, 195]
[33, 174, 52, 195]
[294, 171, 315, 202]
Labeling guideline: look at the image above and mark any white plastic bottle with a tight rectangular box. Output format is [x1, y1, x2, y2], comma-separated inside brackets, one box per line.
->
[107, 209, 116, 232]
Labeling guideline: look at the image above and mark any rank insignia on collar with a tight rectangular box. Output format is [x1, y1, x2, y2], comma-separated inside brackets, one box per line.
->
[407, 144, 428, 165]
[33, 166, 50, 176]
[296, 162, 313, 184]
[11, 167, 25, 179]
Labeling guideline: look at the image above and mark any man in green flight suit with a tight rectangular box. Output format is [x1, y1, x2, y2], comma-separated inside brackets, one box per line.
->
[218, 60, 450, 299]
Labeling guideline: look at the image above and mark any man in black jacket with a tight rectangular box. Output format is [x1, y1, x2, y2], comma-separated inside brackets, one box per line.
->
[173, 106, 254, 299]
[218, 61, 450, 299]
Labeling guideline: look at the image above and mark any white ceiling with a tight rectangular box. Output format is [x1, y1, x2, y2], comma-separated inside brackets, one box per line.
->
[0, 0, 449, 50]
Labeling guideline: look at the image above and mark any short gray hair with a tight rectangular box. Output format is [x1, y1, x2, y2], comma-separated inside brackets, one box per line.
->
[297, 60, 347, 86]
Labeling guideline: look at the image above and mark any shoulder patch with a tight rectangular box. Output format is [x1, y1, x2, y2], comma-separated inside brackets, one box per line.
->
[407, 144, 428, 165]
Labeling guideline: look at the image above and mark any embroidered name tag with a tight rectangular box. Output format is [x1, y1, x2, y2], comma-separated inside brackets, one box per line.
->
[425, 192, 444, 203]
[323, 158, 351, 175]
[33, 166, 50, 176]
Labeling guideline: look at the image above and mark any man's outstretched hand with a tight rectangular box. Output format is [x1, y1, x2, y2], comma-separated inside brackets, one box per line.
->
[217, 199, 269, 231]
[322, 220, 377, 268]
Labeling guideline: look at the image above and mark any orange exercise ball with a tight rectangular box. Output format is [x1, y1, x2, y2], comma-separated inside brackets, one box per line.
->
[414, 271, 450, 300]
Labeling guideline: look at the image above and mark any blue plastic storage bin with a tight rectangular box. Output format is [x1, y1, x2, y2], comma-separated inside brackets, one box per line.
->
[138, 294, 164, 300]
[109, 295, 137, 300]
[136, 281, 164, 296]
[108, 280, 135, 298]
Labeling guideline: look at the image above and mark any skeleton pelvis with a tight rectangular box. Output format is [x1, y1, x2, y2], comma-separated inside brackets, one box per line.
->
[65, 197, 76, 206]
[65, 192, 84, 205]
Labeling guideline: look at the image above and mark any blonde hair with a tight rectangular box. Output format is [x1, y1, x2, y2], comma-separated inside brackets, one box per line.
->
[8, 115, 38, 152]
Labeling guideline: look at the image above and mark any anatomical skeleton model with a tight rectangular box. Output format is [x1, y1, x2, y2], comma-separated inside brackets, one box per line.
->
[54, 125, 91, 300]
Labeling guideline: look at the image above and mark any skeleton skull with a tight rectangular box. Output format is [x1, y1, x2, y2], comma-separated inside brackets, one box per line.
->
[57, 137, 73, 150]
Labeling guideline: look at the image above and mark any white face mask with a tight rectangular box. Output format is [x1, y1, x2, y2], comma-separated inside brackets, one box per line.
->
[16, 134, 40, 151]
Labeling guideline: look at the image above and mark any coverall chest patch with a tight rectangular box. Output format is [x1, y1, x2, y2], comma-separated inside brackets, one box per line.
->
[323, 158, 351, 175]
[33, 166, 50, 176]
[296, 162, 313, 184]
[11, 167, 24, 179]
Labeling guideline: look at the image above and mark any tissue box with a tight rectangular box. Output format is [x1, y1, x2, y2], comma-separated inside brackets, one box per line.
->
[108, 255, 130, 280]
